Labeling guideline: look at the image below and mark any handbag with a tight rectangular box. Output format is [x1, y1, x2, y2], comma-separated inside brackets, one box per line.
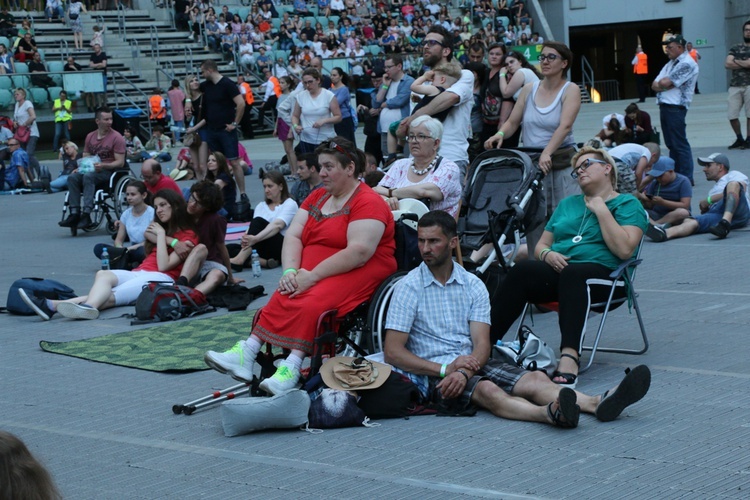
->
[14, 125, 30, 143]
[493, 325, 557, 377]
[183, 131, 201, 147]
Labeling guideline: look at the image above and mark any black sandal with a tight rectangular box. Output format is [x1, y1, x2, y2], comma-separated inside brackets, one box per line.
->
[552, 353, 580, 388]
[595, 365, 651, 422]
[547, 387, 580, 428]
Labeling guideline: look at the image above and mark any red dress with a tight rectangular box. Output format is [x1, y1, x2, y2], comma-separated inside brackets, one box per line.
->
[252, 184, 397, 353]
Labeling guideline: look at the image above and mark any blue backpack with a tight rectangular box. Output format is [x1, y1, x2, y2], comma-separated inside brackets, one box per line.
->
[4, 278, 76, 315]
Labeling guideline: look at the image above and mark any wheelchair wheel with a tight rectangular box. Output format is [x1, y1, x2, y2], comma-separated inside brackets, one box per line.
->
[365, 271, 407, 354]
[83, 205, 105, 233]
[113, 175, 135, 219]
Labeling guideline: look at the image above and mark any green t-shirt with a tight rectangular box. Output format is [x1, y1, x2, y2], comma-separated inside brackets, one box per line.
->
[545, 194, 647, 270]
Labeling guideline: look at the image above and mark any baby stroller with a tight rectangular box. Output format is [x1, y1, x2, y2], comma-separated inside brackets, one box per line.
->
[458, 148, 546, 300]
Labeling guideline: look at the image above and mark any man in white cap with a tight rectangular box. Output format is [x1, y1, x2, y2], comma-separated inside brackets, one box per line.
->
[637, 157, 692, 239]
[649, 153, 750, 241]
[383, 210, 651, 427]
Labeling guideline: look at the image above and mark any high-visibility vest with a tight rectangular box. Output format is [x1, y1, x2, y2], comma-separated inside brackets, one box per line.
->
[633, 52, 648, 75]
[270, 76, 281, 98]
[53, 99, 72, 122]
[149, 95, 166, 120]
[688, 48, 699, 63]
[240, 81, 255, 106]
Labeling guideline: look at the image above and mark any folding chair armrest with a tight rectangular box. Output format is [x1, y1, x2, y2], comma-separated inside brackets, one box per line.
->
[609, 258, 642, 279]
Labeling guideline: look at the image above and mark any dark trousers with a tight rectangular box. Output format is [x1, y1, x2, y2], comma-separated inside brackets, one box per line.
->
[334, 116, 357, 147]
[240, 217, 284, 263]
[659, 104, 694, 184]
[490, 260, 627, 352]
[257, 96, 277, 127]
[635, 73, 648, 102]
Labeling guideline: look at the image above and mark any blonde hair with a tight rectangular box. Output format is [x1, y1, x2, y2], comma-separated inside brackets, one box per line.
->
[571, 146, 618, 190]
[432, 60, 463, 82]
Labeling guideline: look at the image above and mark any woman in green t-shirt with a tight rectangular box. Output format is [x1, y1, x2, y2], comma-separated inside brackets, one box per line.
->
[490, 146, 648, 388]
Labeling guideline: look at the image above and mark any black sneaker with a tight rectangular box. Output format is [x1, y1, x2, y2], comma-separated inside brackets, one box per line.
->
[646, 224, 667, 242]
[18, 288, 54, 320]
[744, 138, 750, 150]
[76, 213, 93, 229]
[58, 212, 80, 227]
[709, 219, 731, 239]
[729, 138, 746, 149]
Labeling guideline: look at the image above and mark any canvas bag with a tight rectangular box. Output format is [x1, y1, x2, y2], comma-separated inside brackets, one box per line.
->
[493, 325, 557, 377]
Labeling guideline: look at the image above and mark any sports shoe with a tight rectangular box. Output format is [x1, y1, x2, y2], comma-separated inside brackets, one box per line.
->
[76, 213, 93, 229]
[56, 302, 100, 320]
[709, 218, 731, 239]
[204, 340, 256, 382]
[18, 288, 54, 320]
[58, 212, 80, 227]
[259, 361, 301, 395]
[645, 224, 667, 242]
[729, 138, 745, 149]
[744, 138, 750, 150]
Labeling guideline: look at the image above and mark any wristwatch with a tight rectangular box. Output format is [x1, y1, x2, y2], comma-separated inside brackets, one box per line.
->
[231, 122, 237, 127]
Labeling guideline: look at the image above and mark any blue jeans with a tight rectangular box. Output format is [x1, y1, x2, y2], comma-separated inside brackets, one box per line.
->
[52, 121, 70, 152]
[45, 5, 63, 18]
[659, 104, 694, 184]
[49, 174, 68, 192]
[694, 184, 750, 233]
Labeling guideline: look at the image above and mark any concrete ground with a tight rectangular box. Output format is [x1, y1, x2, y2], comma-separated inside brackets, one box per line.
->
[2, 92, 750, 498]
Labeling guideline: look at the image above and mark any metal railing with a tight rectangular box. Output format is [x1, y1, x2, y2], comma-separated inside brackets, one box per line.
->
[111, 69, 152, 136]
[589, 80, 621, 102]
[156, 63, 174, 89]
[128, 39, 141, 77]
[58, 39, 69, 61]
[581, 55, 595, 101]
[149, 25, 160, 64]
[116, 3, 127, 41]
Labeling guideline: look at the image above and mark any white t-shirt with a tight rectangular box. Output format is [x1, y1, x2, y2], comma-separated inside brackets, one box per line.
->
[438, 69, 474, 165]
[709, 171, 750, 205]
[602, 113, 626, 129]
[14, 100, 39, 138]
[119, 205, 155, 245]
[609, 144, 651, 169]
[379, 77, 405, 132]
[297, 89, 336, 144]
[253, 197, 299, 236]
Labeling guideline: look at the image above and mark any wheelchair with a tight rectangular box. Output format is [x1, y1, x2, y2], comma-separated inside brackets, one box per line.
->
[60, 168, 137, 236]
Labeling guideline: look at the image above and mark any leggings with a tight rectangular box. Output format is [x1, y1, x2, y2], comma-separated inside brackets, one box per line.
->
[490, 260, 627, 352]
[239, 217, 284, 264]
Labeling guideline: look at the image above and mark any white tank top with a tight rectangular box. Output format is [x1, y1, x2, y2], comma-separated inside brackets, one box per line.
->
[521, 81, 575, 149]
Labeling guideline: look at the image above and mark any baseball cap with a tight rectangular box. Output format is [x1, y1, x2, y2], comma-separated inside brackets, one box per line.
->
[649, 157, 675, 177]
[697, 153, 731, 169]
[662, 34, 686, 46]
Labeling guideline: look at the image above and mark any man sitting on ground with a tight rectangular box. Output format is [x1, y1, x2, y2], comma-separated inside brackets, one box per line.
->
[173, 181, 241, 296]
[291, 153, 323, 204]
[637, 157, 692, 236]
[649, 153, 750, 241]
[140, 159, 181, 196]
[384, 210, 651, 427]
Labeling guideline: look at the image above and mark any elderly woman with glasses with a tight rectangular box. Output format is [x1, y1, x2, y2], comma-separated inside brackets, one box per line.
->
[488, 147, 647, 388]
[373, 115, 462, 217]
[204, 136, 397, 395]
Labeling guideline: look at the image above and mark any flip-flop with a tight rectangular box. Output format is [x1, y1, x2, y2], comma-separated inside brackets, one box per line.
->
[595, 365, 651, 422]
[547, 387, 579, 428]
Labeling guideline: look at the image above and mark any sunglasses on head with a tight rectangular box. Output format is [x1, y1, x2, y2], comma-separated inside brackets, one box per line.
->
[326, 141, 356, 164]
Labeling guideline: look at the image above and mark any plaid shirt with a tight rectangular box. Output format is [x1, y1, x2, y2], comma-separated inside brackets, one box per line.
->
[385, 262, 490, 396]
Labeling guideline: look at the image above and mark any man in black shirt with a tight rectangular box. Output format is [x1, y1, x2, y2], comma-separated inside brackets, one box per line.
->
[28, 52, 55, 98]
[0, 7, 17, 38]
[199, 59, 248, 201]
[88, 44, 107, 111]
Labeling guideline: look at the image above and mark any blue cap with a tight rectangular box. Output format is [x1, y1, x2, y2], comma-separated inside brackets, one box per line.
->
[649, 157, 675, 177]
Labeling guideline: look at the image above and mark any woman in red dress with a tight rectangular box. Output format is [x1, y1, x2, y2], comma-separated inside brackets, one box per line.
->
[205, 136, 397, 394]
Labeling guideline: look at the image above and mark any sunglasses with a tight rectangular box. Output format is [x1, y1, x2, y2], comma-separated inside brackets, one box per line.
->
[571, 158, 608, 179]
[326, 141, 356, 164]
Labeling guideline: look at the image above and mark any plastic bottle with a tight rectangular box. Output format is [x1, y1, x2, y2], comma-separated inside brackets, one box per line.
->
[101, 248, 110, 270]
[251, 250, 261, 278]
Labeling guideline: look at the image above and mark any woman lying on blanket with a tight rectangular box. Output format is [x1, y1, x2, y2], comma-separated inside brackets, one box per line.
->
[20, 189, 198, 321]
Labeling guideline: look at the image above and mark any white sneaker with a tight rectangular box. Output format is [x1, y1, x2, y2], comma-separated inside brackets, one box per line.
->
[204, 340, 256, 382]
[228, 60, 235, 66]
[187, 33, 194, 40]
[259, 361, 301, 395]
[56, 302, 100, 320]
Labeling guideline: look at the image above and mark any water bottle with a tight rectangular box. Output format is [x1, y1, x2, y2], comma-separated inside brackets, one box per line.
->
[101, 248, 110, 270]
[251, 250, 261, 278]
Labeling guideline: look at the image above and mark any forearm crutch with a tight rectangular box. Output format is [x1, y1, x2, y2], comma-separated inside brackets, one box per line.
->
[173, 381, 253, 415]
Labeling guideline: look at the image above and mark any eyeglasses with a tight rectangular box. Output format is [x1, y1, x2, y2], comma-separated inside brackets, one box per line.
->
[538, 53, 560, 62]
[571, 158, 608, 179]
[422, 39, 444, 48]
[7, 142, 18, 146]
[326, 141, 356, 164]
[384, 64, 396, 70]
[188, 194, 203, 206]
[405, 133, 434, 143]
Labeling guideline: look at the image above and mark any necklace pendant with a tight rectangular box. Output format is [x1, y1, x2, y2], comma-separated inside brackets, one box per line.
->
[572, 235, 583, 244]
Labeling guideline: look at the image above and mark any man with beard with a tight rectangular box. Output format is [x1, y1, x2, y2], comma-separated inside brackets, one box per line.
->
[725, 20, 750, 150]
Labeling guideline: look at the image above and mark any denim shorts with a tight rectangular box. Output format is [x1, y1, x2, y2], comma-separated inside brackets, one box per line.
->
[694, 185, 750, 233]
[204, 127, 239, 160]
